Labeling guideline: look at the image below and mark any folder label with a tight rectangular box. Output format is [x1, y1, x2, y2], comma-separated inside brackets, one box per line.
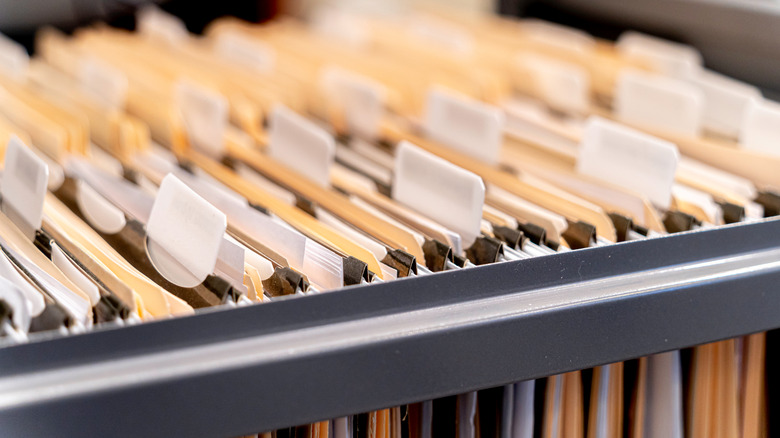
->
[245, 248, 274, 280]
[690, 70, 761, 139]
[614, 69, 704, 137]
[137, 6, 188, 44]
[146, 174, 227, 287]
[522, 19, 595, 54]
[578, 117, 678, 208]
[517, 54, 589, 114]
[1, 136, 48, 236]
[425, 87, 504, 165]
[75, 179, 127, 234]
[320, 66, 385, 139]
[79, 57, 128, 110]
[310, 8, 369, 48]
[215, 32, 275, 73]
[408, 16, 474, 54]
[740, 99, 780, 157]
[175, 80, 229, 159]
[393, 141, 484, 248]
[269, 105, 335, 187]
[617, 31, 702, 78]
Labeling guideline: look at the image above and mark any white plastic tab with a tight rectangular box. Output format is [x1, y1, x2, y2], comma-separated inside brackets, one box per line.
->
[0, 277, 30, 332]
[408, 16, 474, 55]
[75, 179, 127, 234]
[614, 69, 704, 137]
[617, 31, 702, 78]
[2, 136, 48, 237]
[740, 99, 780, 157]
[79, 57, 128, 110]
[392, 141, 485, 248]
[425, 88, 505, 165]
[51, 243, 100, 306]
[175, 80, 228, 159]
[522, 19, 595, 54]
[214, 31, 275, 73]
[320, 66, 386, 139]
[578, 117, 679, 208]
[77, 58, 127, 111]
[310, 7, 369, 48]
[244, 248, 274, 281]
[502, 97, 581, 157]
[516, 53, 590, 115]
[0, 33, 29, 80]
[690, 70, 761, 139]
[146, 174, 227, 288]
[164, 165, 342, 290]
[137, 6, 188, 44]
[269, 105, 335, 187]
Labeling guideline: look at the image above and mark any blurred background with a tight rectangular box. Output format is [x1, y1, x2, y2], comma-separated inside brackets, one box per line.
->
[2, 0, 780, 97]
